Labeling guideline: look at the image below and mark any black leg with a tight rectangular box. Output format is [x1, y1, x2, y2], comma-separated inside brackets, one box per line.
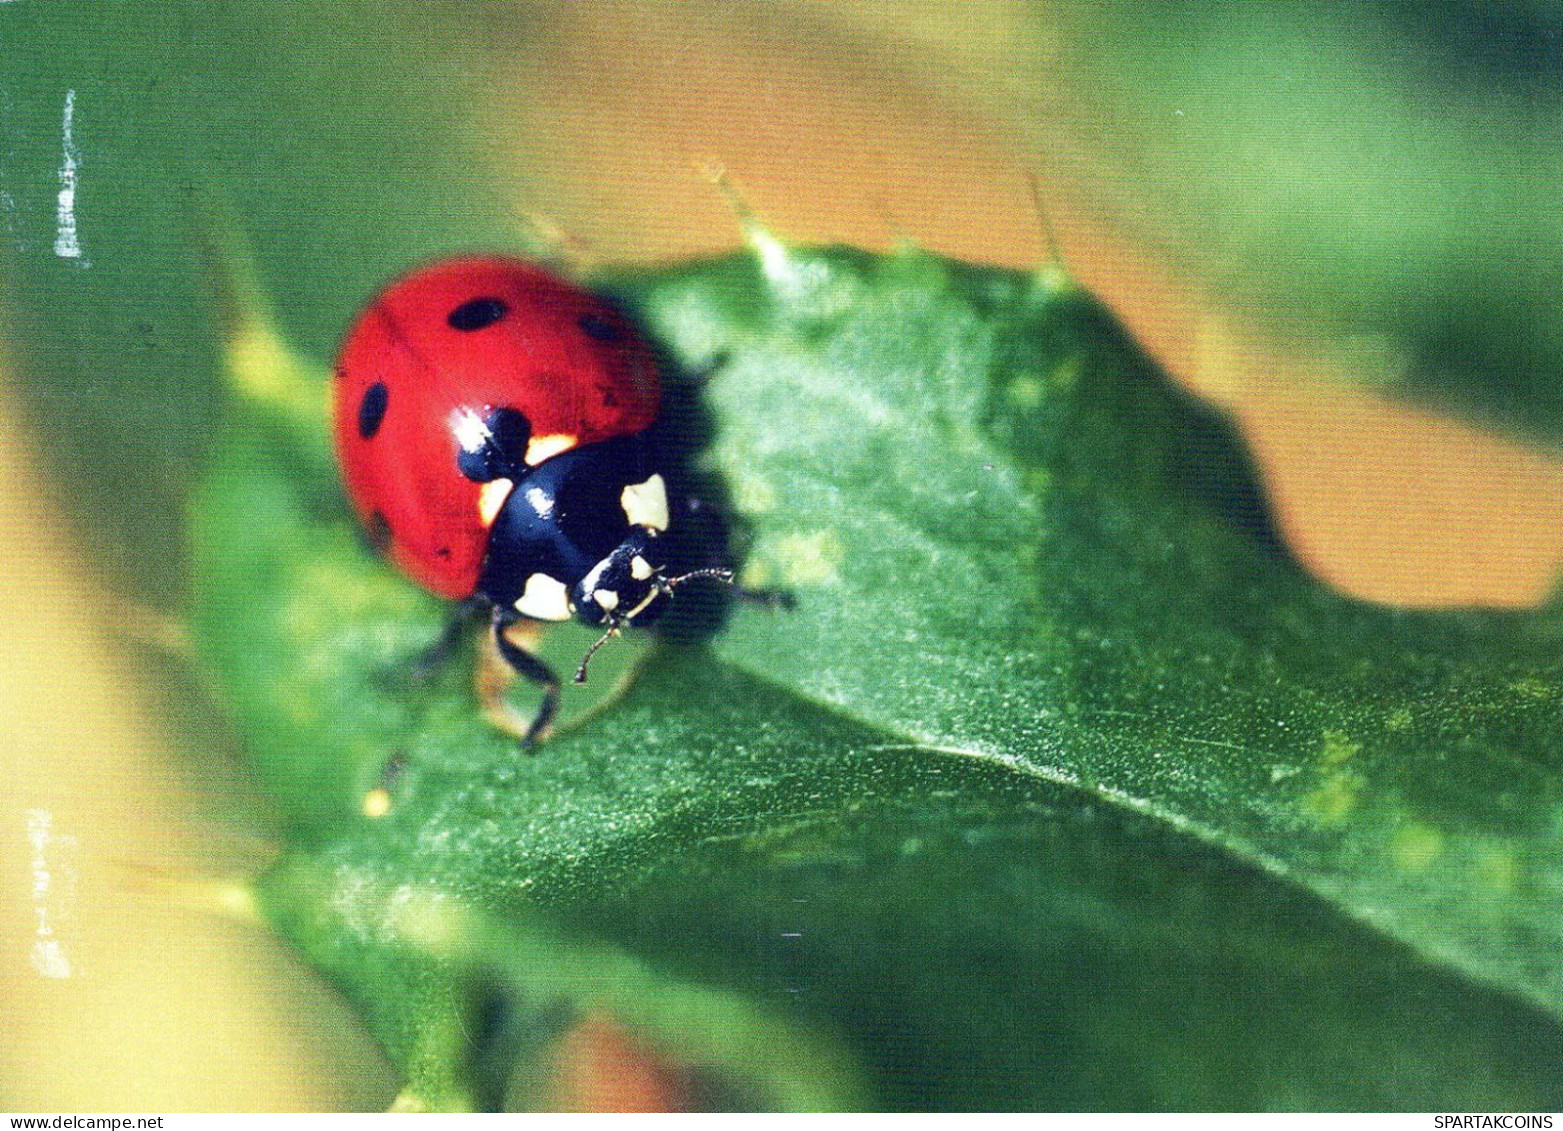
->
[409, 597, 487, 680]
[487, 607, 561, 751]
[684, 349, 731, 387]
[735, 586, 796, 610]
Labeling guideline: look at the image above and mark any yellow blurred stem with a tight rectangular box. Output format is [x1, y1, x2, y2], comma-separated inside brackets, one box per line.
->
[0, 351, 391, 1110]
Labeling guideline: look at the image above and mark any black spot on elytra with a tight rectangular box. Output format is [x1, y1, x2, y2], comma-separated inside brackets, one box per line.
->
[436, 545, 452, 559]
[358, 381, 389, 439]
[367, 510, 393, 554]
[456, 407, 532, 482]
[488, 407, 532, 460]
[448, 296, 509, 332]
[577, 311, 621, 343]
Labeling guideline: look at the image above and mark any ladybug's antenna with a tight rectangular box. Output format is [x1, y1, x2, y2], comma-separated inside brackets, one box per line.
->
[662, 567, 736, 592]
[571, 568, 737, 685]
[573, 624, 621, 684]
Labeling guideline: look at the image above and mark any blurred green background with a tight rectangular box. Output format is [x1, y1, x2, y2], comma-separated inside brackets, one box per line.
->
[4, 0, 1563, 1110]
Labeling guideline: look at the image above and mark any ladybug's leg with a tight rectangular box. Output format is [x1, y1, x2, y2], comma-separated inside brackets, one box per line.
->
[410, 596, 487, 680]
[480, 606, 560, 752]
[681, 349, 730, 387]
[734, 585, 797, 610]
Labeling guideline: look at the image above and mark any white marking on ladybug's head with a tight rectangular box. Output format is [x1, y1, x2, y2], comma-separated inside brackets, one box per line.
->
[592, 588, 620, 612]
[524, 486, 553, 517]
[525, 433, 578, 466]
[621, 474, 669, 532]
[579, 556, 611, 597]
[450, 407, 491, 454]
[514, 572, 573, 621]
[477, 478, 513, 527]
[630, 555, 654, 581]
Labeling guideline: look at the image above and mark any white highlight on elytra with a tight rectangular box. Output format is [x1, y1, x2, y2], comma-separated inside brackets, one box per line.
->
[25, 809, 75, 978]
[621, 474, 669, 531]
[525, 433, 576, 466]
[477, 477, 513, 527]
[450, 407, 489, 454]
[515, 572, 572, 621]
[53, 90, 85, 262]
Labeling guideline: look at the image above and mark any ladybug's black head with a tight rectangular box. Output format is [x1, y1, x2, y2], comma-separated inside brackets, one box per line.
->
[568, 531, 734, 684]
[570, 527, 668, 629]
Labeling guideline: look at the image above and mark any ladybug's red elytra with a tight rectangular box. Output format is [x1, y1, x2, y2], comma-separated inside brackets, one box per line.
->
[334, 256, 731, 748]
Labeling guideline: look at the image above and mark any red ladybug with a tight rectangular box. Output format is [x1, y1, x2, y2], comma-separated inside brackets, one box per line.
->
[334, 256, 729, 747]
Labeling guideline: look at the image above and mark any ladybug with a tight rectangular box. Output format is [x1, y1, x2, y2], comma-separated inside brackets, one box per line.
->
[333, 256, 731, 748]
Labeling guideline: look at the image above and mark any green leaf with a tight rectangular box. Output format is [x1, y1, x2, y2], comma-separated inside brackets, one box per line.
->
[192, 241, 1563, 1109]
